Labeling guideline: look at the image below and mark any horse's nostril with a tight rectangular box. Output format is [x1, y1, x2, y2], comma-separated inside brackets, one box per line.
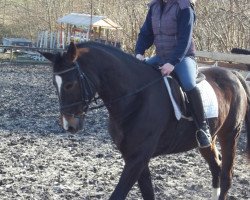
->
[68, 126, 76, 133]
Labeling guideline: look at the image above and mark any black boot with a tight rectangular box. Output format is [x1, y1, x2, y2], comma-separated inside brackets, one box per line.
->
[186, 87, 212, 148]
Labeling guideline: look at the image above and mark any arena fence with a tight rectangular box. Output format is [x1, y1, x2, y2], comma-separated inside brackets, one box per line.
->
[1, 46, 249, 81]
[0, 46, 63, 64]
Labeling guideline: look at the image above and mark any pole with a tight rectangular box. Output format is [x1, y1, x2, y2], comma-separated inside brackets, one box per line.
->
[87, 0, 93, 40]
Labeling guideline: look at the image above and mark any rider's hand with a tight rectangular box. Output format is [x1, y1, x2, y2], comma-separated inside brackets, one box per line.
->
[159, 63, 175, 76]
[136, 54, 145, 61]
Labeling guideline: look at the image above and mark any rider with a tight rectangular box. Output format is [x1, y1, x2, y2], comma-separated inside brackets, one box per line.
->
[135, 0, 212, 148]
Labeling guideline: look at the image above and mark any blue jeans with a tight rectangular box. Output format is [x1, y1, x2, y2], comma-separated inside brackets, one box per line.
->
[146, 55, 197, 91]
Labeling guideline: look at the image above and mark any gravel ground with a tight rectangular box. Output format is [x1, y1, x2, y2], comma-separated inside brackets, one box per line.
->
[0, 64, 249, 200]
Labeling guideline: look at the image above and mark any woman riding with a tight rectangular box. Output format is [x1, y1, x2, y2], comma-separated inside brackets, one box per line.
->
[135, 0, 211, 148]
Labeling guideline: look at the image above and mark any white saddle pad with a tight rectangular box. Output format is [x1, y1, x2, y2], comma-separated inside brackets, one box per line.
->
[164, 77, 218, 120]
[197, 80, 218, 119]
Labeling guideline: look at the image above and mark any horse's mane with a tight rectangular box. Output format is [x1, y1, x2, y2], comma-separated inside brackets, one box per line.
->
[77, 41, 119, 51]
[77, 41, 128, 57]
[76, 41, 154, 69]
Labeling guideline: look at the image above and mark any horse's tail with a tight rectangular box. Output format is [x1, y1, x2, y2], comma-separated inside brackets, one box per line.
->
[232, 71, 250, 159]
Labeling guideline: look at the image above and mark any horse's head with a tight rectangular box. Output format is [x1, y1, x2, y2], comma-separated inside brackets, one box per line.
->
[40, 42, 96, 133]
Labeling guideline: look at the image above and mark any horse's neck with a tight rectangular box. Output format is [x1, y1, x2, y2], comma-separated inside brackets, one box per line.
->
[98, 61, 136, 102]
[85, 48, 159, 103]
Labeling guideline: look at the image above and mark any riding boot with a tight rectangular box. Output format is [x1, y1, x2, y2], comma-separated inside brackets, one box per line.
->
[186, 87, 212, 148]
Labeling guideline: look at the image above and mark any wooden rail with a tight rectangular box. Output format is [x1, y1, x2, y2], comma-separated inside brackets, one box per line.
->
[1, 46, 250, 68]
[196, 51, 250, 65]
[196, 50, 250, 83]
[0, 45, 63, 63]
[0, 45, 63, 52]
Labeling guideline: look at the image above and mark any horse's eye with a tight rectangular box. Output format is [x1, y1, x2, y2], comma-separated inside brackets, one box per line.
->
[64, 82, 74, 90]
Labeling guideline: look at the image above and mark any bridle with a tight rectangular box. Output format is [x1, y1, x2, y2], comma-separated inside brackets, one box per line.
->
[53, 60, 163, 118]
[53, 61, 96, 118]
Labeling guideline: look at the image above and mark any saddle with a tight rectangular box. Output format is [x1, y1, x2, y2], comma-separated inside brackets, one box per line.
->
[167, 72, 206, 118]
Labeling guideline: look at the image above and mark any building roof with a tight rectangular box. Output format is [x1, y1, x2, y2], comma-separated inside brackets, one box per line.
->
[57, 13, 122, 30]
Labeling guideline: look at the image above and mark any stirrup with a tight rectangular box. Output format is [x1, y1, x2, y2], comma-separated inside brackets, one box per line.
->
[196, 129, 212, 148]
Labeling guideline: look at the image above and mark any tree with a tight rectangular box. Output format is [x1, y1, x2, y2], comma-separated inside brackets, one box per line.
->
[0, 0, 249, 52]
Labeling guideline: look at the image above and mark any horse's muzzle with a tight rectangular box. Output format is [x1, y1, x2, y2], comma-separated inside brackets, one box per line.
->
[60, 114, 84, 133]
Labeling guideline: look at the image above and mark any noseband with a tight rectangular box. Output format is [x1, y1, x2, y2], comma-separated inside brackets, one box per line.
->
[53, 61, 96, 117]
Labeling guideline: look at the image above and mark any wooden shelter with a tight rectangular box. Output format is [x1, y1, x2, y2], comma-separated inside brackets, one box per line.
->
[57, 13, 122, 48]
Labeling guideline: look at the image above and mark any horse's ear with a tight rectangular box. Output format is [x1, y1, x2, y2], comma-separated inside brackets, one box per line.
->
[66, 42, 78, 62]
[39, 51, 55, 62]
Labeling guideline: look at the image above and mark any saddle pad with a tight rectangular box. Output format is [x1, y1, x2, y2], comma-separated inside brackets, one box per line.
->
[164, 77, 218, 120]
[197, 80, 218, 118]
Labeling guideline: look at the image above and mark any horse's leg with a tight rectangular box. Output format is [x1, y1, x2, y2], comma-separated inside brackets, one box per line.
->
[217, 125, 241, 200]
[109, 156, 150, 200]
[199, 138, 222, 200]
[138, 165, 155, 200]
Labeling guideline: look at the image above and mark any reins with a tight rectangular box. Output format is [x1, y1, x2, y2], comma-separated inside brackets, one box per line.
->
[88, 60, 163, 110]
[54, 60, 163, 114]
[85, 61, 163, 110]
[89, 76, 163, 110]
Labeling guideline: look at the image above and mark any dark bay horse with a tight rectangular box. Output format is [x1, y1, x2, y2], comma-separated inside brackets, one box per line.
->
[41, 42, 250, 200]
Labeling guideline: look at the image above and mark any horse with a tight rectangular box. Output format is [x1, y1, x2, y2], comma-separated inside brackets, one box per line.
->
[40, 41, 250, 200]
[231, 48, 250, 70]
[231, 48, 250, 55]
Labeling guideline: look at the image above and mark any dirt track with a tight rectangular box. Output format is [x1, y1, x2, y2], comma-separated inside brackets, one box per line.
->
[0, 64, 249, 200]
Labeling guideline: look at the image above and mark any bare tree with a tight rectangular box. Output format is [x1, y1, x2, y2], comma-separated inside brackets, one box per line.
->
[0, 0, 249, 52]
[194, 0, 250, 52]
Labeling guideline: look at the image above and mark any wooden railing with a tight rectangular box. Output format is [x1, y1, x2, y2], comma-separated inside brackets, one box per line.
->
[1, 46, 250, 69]
[196, 51, 250, 71]
[196, 51, 250, 65]
[0, 45, 63, 64]
[196, 50, 250, 82]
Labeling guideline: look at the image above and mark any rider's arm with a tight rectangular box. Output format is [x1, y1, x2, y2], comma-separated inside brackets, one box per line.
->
[135, 7, 154, 55]
[168, 7, 195, 66]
